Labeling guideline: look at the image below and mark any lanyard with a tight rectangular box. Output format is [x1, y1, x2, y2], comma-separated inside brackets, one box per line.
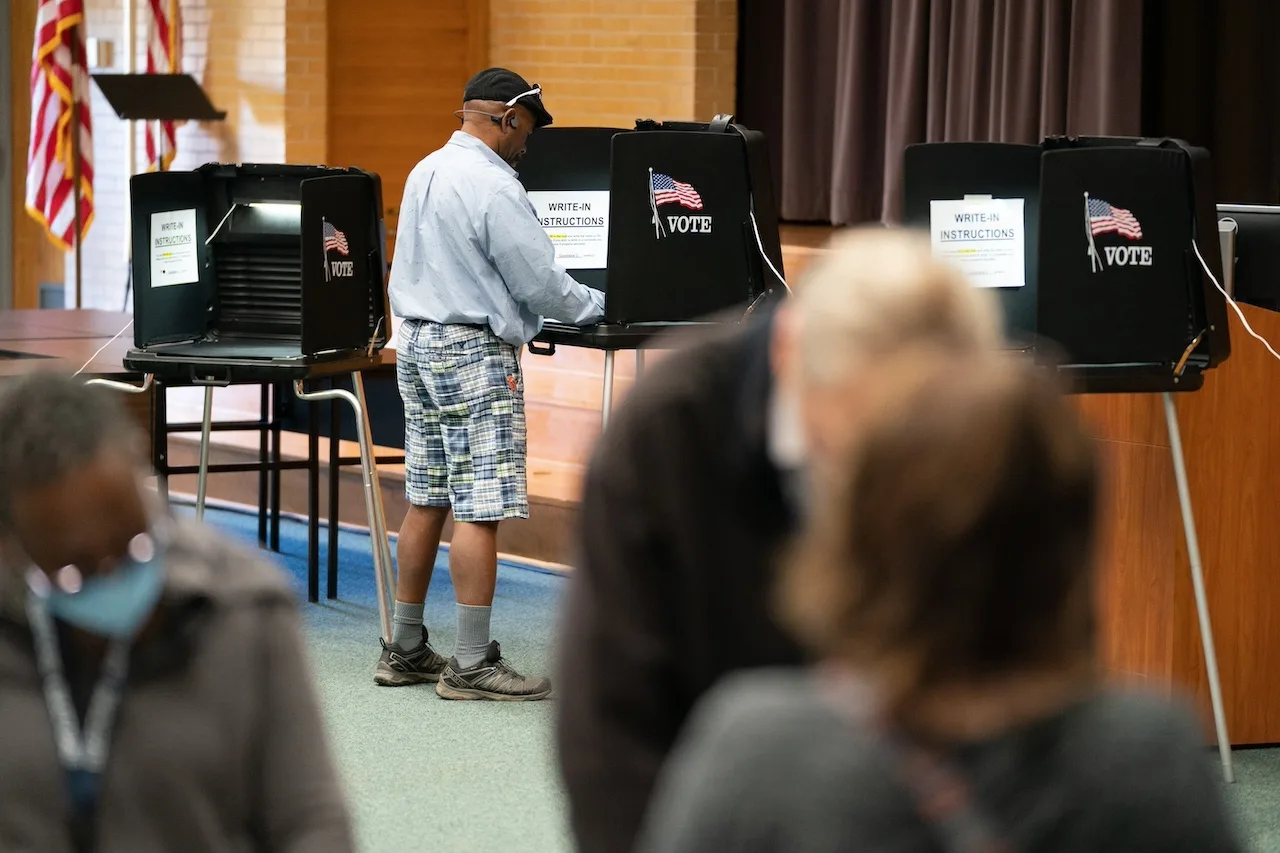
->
[821, 672, 1011, 853]
[25, 593, 130, 814]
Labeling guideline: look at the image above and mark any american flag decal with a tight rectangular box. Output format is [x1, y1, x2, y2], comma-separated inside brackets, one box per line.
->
[323, 220, 349, 255]
[1087, 198, 1143, 240]
[651, 172, 703, 210]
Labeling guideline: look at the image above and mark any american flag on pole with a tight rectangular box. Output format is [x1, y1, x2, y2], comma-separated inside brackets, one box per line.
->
[144, 0, 181, 171]
[323, 220, 350, 256]
[1087, 197, 1143, 240]
[25, 0, 94, 251]
[651, 172, 704, 210]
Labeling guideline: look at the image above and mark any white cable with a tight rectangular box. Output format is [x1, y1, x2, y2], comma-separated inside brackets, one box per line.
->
[72, 319, 134, 377]
[205, 203, 239, 246]
[1192, 238, 1280, 364]
[749, 209, 790, 292]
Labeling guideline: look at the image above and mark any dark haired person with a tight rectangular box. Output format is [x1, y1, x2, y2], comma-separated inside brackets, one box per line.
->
[637, 354, 1242, 853]
[0, 373, 354, 853]
[379, 67, 604, 699]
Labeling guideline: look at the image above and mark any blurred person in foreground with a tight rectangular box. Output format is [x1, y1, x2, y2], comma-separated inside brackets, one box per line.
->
[557, 228, 1004, 852]
[0, 374, 354, 853]
[638, 353, 1242, 853]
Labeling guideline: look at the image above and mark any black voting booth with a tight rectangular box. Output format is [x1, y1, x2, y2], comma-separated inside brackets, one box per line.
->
[1217, 204, 1280, 311]
[904, 137, 1229, 393]
[904, 136, 1236, 784]
[91, 162, 400, 643]
[125, 163, 390, 380]
[517, 118, 784, 424]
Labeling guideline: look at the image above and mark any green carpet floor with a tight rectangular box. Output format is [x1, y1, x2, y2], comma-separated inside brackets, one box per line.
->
[203, 507, 1280, 852]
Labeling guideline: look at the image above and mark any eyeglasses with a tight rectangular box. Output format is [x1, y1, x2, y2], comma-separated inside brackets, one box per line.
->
[26, 530, 160, 597]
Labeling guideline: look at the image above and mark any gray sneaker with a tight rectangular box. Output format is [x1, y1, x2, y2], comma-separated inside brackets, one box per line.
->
[374, 627, 448, 686]
[435, 641, 552, 701]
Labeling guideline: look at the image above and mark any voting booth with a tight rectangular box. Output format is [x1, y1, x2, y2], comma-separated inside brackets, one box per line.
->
[90, 162, 399, 644]
[126, 163, 390, 382]
[905, 135, 1236, 784]
[905, 137, 1229, 393]
[1217, 204, 1280, 311]
[519, 117, 785, 424]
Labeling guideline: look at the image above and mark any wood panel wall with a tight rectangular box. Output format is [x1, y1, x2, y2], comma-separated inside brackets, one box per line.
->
[326, 0, 488, 253]
[1174, 306, 1280, 745]
[9, 0, 65, 309]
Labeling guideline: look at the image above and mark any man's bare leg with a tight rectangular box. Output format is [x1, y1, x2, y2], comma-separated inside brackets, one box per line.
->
[395, 504, 450, 605]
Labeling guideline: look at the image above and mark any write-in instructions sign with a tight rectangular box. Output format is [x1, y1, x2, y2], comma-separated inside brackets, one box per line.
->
[149, 208, 200, 287]
[929, 197, 1026, 288]
[527, 190, 610, 270]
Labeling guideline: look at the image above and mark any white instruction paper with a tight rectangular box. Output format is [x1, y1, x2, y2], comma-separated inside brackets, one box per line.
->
[929, 197, 1026, 288]
[527, 190, 610, 269]
[150, 208, 200, 287]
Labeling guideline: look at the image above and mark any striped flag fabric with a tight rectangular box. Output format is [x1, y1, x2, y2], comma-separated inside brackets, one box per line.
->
[25, 0, 94, 251]
[651, 172, 704, 210]
[323, 220, 350, 255]
[144, 0, 181, 171]
[1087, 197, 1143, 240]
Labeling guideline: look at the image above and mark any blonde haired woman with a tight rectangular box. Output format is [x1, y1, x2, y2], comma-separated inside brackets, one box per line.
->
[639, 354, 1241, 853]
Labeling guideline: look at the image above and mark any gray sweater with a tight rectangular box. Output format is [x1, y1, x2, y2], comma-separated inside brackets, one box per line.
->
[0, 519, 355, 853]
[639, 670, 1242, 853]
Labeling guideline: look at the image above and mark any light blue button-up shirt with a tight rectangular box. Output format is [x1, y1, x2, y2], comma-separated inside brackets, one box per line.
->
[388, 131, 606, 347]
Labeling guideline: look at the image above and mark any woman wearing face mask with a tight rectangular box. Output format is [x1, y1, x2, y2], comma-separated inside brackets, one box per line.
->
[638, 353, 1243, 853]
[0, 373, 355, 853]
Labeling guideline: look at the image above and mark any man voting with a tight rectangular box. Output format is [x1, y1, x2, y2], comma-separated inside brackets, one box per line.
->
[377, 68, 605, 700]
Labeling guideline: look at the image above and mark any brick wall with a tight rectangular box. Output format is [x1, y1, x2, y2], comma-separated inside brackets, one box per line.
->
[489, 0, 737, 128]
[284, 0, 326, 164]
[72, 0, 322, 311]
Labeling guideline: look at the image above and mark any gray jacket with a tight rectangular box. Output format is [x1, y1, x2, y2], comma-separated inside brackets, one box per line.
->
[0, 519, 355, 853]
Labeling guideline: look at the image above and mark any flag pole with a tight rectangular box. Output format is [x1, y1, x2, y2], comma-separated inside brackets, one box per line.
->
[70, 20, 84, 309]
[123, 0, 135, 311]
[648, 168, 663, 239]
[1083, 192, 1100, 273]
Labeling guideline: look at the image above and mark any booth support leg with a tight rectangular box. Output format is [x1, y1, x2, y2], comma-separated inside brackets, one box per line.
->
[195, 385, 214, 521]
[601, 350, 616, 430]
[1163, 392, 1234, 783]
[636, 349, 645, 377]
[293, 379, 394, 643]
[352, 372, 395, 600]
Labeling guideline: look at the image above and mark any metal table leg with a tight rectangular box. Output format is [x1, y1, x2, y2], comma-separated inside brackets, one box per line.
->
[194, 386, 214, 521]
[307, 401, 321, 603]
[1163, 392, 1234, 783]
[601, 350, 616, 430]
[269, 383, 282, 550]
[352, 372, 395, 595]
[328, 381, 341, 600]
[258, 385, 270, 545]
[294, 376, 395, 643]
[636, 349, 645, 376]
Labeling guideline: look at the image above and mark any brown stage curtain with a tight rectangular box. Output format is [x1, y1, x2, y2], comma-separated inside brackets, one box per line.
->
[1142, 0, 1280, 204]
[739, 0, 1144, 225]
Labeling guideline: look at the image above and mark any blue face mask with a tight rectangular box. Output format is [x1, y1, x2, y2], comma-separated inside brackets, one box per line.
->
[28, 532, 167, 639]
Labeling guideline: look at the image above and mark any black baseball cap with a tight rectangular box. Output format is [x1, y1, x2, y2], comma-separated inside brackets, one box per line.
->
[463, 68, 553, 129]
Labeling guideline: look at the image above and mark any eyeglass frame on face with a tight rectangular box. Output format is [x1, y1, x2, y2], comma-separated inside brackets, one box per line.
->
[24, 529, 161, 598]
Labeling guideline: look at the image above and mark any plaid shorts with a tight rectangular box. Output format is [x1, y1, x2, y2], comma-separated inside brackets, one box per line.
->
[396, 320, 528, 522]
